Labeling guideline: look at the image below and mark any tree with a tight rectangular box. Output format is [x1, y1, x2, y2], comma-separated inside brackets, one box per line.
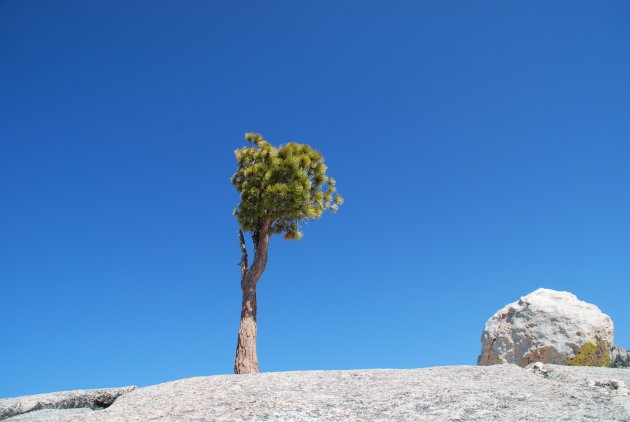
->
[231, 133, 343, 374]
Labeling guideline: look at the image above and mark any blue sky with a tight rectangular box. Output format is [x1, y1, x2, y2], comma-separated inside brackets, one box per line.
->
[1, 1, 629, 398]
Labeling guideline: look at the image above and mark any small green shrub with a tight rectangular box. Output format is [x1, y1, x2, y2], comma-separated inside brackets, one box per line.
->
[568, 341, 611, 367]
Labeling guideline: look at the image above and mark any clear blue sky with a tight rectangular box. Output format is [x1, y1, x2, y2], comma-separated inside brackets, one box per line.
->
[1, 1, 629, 398]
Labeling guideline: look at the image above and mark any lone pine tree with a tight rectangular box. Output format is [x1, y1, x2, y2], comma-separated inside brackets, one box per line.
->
[231, 133, 343, 374]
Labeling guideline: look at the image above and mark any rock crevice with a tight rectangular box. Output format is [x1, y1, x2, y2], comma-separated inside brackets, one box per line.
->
[0, 386, 136, 421]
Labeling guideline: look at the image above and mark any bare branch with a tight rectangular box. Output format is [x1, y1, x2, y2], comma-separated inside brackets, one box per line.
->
[238, 229, 248, 276]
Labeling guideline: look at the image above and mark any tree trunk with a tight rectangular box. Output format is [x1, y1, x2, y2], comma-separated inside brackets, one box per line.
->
[234, 280, 258, 374]
[234, 220, 270, 374]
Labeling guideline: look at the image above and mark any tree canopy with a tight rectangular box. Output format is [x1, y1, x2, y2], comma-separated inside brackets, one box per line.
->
[231, 133, 343, 240]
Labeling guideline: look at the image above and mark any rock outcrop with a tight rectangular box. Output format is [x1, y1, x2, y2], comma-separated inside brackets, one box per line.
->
[478, 288, 614, 367]
[0, 386, 135, 421]
[612, 346, 630, 368]
[2, 366, 629, 421]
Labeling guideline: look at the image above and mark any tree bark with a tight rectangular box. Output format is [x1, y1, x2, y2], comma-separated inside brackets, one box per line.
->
[234, 220, 271, 374]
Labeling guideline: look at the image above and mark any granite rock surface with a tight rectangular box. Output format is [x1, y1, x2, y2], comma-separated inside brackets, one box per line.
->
[612, 346, 630, 368]
[2, 364, 629, 421]
[0, 387, 135, 421]
[478, 288, 614, 367]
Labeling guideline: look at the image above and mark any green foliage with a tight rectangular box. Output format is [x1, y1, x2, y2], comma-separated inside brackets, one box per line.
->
[568, 341, 611, 367]
[231, 133, 342, 239]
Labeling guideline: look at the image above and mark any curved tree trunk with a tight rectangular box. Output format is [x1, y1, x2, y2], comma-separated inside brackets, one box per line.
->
[234, 220, 270, 374]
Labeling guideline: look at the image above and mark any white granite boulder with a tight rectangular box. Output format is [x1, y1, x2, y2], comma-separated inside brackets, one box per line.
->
[478, 288, 614, 367]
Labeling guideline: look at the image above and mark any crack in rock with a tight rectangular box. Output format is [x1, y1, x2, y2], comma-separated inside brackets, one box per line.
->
[0, 386, 136, 421]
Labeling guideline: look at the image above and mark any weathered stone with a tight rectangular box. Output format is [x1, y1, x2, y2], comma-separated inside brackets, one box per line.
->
[478, 288, 614, 367]
[0, 386, 135, 421]
[2, 366, 630, 421]
[2, 408, 94, 421]
[611, 346, 630, 368]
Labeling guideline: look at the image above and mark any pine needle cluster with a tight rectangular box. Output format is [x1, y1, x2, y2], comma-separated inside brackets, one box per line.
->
[231, 133, 342, 239]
